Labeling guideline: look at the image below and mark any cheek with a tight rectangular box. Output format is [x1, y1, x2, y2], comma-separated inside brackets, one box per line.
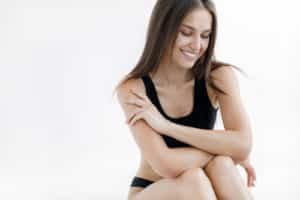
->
[200, 40, 210, 54]
[174, 35, 190, 48]
[204, 39, 210, 49]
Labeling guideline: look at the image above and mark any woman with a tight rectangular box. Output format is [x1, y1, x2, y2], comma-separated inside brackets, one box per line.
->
[115, 0, 256, 199]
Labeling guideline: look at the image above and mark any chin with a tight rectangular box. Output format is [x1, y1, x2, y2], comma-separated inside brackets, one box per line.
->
[171, 52, 198, 69]
[173, 53, 198, 69]
[177, 60, 196, 69]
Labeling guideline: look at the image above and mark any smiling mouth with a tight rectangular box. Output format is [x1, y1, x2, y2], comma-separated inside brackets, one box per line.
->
[180, 49, 199, 60]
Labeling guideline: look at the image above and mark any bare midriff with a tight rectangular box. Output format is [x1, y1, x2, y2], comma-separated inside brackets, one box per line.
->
[135, 157, 163, 182]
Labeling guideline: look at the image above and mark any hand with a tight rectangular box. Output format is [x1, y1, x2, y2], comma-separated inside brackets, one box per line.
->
[125, 88, 170, 133]
[236, 158, 256, 187]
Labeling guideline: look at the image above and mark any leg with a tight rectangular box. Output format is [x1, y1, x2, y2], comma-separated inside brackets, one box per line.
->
[127, 177, 183, 200]
[128, 168, 217, 200]
[178, 167, 217, 200]
[204, 155, 253, 200]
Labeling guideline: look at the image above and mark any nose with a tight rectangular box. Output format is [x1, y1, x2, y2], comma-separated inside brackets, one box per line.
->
[190, 36, 202, 52]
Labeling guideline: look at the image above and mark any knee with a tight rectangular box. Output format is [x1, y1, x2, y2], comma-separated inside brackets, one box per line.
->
[179, 168, 217, 199]
[205, 155, 235, 174]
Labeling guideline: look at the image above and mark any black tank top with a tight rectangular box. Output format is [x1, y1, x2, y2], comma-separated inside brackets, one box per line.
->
[141, 74, 218, 148]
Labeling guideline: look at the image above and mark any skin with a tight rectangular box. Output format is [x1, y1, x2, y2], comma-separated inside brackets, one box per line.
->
[118, 7, 256, 200]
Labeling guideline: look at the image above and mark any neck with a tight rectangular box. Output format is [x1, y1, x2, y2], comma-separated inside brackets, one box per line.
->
[150, 60, 194, 88]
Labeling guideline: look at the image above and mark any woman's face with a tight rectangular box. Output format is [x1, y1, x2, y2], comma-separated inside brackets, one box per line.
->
[170, 7, 212, 69]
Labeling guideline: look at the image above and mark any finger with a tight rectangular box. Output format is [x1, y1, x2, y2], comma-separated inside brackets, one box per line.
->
[127, 108, 143, 124]
[130, 89, 145, 100]
[246, 168, 253, 187]
[249, 176, 253, 187]
[126, 113, 134, 124]
[251, 171, 256, 186]
[130, 89, 151, 103]
[246, 169, 253, 187]
[129, 113, 141, 126]
[125, 98, 146, 108]
[247, 174, 251, 187]
[248, 168, 256, 182]
[127, 114, 134, 124]
[252, 169, 257, 181]
[251, 176, 254, 187]
[129, 111, 143, 126]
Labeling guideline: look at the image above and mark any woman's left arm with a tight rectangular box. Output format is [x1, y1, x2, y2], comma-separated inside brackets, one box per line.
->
[162, 66, 253, 161]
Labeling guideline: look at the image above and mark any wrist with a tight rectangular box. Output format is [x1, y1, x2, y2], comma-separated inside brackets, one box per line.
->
[162, 119, 174, 135]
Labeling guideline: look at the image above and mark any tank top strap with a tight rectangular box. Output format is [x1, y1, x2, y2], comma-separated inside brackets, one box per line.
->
[191, 76, 201, 112]
[141, 74, 161, 108]
[195, 77, 218, 112]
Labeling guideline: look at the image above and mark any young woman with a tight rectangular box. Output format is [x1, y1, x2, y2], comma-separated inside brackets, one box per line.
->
[115, 0, 256, 199]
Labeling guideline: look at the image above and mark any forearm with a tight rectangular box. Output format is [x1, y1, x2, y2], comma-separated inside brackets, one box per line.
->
[164, 122, 252, 161]
[164, 147, 215, 177]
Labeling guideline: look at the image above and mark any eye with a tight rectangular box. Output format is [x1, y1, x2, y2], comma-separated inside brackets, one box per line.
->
[180, 31, 192, 36]
[202, 34, 211, 39]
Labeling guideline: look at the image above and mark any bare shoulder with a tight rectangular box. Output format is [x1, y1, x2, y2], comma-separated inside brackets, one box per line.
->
[116, 77, 146, 120]
[210, 65, 240, 97]
[116, 77, 145, 100]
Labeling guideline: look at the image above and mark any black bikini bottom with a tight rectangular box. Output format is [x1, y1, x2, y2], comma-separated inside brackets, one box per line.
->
[130, 176, 155, 188]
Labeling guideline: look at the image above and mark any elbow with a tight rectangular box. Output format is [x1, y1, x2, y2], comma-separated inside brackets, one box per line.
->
[236, 131, 252, 161]
[154, 155, 180, 178]
[155, 158, 180, 178]
[236, 144, 251, 161]
[146, 148, 179, 178]
[158, 165, 178, 179]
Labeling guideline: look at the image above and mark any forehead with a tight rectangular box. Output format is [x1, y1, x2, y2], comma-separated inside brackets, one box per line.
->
[180, 7, 212, 31]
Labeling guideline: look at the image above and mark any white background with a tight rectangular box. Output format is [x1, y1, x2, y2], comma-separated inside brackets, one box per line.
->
[1, 0, 299, 199]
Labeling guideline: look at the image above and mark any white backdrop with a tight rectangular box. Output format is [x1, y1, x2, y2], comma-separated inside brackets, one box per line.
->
[0, 0, 299, 199]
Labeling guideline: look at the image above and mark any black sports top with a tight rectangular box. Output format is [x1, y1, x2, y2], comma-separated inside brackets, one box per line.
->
[141, 74, 218, 148]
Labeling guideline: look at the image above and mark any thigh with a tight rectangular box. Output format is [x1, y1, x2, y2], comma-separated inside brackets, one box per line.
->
[128, 178, 184, 200]
[178, 168, 217, 200]
[129, 168, 217, 200]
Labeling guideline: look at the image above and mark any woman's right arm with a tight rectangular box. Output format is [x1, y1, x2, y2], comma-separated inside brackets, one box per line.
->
[116, 79, 214, 178]
[165, 147, 215, 177]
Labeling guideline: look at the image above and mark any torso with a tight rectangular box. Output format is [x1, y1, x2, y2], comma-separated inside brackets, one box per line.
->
[132, 75, 219, 183]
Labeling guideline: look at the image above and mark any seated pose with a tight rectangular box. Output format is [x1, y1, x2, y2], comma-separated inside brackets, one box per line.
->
[115, 0, 256, 199]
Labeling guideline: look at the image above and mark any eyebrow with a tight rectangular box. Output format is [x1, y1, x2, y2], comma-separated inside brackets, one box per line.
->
[182, 24, 211, 33]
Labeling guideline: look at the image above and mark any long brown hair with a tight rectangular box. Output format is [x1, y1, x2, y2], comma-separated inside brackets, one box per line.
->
[113, 0, 246, 96]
